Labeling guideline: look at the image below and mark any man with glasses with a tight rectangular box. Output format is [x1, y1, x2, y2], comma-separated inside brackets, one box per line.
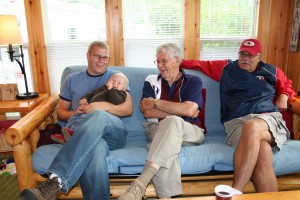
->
[51, 72, 129, 144]
[119, 43, 205, 200]
[180, 38, 295, 194]
[20, 41, 133, 200]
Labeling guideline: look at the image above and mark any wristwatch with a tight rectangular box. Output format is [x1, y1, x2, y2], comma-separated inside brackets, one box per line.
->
[154, 99, 160, 108]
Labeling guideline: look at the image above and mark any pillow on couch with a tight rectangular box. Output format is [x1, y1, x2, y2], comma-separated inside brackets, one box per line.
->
[199, 88, 206, 133]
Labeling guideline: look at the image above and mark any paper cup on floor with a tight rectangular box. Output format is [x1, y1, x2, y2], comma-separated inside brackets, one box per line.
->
[215, 185, 233, 200]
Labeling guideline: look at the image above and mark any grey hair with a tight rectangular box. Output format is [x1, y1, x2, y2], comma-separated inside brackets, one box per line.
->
[87, 41, 110, 55]
[156, 43, 182, 63]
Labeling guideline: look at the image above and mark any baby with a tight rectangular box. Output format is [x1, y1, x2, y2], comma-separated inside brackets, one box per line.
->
[51, 72, 129, 144]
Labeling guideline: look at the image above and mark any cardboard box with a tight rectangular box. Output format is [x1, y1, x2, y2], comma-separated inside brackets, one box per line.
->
[0, 84, 18, 100]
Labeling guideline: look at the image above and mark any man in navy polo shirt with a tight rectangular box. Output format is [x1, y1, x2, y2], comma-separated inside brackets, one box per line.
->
[180, 38, 295, 194]
[119, 43, 205, 199]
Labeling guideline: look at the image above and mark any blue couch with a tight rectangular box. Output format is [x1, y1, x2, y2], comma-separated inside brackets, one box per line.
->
[33, 65, 300, 176]
[6, 66, 300, 198]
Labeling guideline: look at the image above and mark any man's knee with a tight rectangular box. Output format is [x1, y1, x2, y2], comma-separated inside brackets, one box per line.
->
[242, 119, 274, 144]
[242, 119, 268, 136]
[91, 110, 107, 118]
[161, 116, 184, 126]
[163, 115, 182, 121]
[243, 118, 264, 131]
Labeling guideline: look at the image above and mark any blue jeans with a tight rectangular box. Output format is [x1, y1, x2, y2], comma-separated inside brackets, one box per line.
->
[46, 110, 127, 200]
[66, 113, 89, 132]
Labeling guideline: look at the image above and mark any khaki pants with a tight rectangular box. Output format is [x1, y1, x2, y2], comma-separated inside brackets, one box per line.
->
[147, 116, 205, 198]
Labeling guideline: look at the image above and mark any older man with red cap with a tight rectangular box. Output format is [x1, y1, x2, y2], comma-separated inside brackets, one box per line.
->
[180, 38, 295, 194]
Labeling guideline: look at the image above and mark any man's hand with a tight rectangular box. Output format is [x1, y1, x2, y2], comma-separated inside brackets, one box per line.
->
[80, 103, 98, 114]
[79, 98, 88, 105]
[75, 102, 98, 114]
[140, 98, 156, 110]
[192, 109, 200, 118]
[275, 94, 288, 113]
[75, 104, 88, 114]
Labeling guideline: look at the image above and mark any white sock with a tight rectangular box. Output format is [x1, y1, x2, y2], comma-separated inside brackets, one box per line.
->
[49, 173, 63, 188]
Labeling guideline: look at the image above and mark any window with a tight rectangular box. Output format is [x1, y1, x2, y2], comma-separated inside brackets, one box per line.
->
[0, 0, 33, 94]
[4, 0, 258, 94]
[122, 0, 257, 66]
[122, 0, 184, 67]
[42, 0, 106, 93]
[200, 0, 258, 60]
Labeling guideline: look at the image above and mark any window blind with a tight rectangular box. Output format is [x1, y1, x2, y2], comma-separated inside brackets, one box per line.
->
[200, 0, 258, 60]
[4, 0, 258, 94]
[41, 0, 106, 93]
[122, 0, 184, 67]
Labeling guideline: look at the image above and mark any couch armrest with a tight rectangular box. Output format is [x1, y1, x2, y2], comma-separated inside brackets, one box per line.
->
[4, 94, 59, 191]
[5, 95, 59, 145]
[289, 96, 300, 115]
[288, 96, 300, 140]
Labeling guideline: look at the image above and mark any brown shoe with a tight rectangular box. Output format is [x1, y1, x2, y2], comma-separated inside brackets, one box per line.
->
[118, 179, 146, 200]
[20, 177, 61, 200]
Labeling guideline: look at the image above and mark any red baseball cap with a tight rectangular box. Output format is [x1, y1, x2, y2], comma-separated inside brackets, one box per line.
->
[239, 38, 262, 56]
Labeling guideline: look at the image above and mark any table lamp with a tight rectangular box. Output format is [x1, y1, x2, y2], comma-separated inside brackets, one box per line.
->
[0, 15, 39, 99]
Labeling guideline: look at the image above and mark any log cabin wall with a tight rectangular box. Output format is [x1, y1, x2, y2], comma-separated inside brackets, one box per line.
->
[257, 0, 300, 94]
[285, 1, 300, 94]
[105, 0, 124, 66]
[24, 0, 300, 94]
[24, 0, 50, 96]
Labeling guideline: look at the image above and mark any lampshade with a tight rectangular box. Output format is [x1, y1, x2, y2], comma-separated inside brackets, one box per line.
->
[0, 15, 23, 46]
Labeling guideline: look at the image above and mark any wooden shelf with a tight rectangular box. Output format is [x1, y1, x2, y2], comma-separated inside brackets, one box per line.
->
[0, 93, 48, 120]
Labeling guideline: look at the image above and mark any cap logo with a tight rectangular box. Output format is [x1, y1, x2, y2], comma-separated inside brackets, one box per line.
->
[244, 41, 255, 46]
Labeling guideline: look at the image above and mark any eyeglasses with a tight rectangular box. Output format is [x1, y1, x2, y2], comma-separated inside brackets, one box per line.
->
[92, 55, 110, 62]
[238, 52, 259, 59]
[154, 59, 173, 65]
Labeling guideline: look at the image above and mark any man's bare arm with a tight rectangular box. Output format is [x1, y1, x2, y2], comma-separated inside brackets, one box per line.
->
[56, 99, 84, 122]
[140, 98, 199, 119]
[274, 93, 288, 113]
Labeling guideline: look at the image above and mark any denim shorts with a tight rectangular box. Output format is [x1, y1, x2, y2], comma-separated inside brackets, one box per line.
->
[223, 112, 290, 151]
